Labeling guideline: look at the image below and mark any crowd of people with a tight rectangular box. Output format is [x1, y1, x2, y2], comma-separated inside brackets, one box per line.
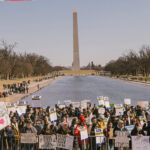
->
[0, 81, 30, 98]
[0, 102, 150, 150]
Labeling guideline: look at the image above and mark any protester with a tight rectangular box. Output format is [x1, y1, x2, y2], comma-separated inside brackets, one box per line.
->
[1, 99, 150, 150]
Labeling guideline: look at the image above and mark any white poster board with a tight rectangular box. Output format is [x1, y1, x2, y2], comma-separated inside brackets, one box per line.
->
[0, 102, 10, 130]
[98, 107, 105, 115]
[21, 133, 37, 143]
[115, 104, 124, 116]
[115, 131, 129, 148]
[95, 128, 105, 145]
[104, 97, 110, 108]
[57, 134, 74, 150]
[32, 95, 41, 108]
[124, 98, 131, 105]
[39, 135, 57, 149]
[97, 96, 104, 106]
[132, 136, 150, 150]
[78, 126, 88, 141]
[49, 108, 57, 122]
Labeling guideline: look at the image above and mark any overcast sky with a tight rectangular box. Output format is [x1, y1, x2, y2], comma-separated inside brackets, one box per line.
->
[0, 0, 150, 66]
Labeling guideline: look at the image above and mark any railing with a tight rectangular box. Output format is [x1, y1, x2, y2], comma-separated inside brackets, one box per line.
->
[0, 134, 149, 150]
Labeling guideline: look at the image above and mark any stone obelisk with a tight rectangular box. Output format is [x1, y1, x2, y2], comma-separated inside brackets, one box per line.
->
[72, 8, 80, 71]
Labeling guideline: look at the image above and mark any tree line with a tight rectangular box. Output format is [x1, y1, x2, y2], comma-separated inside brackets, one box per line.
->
[104, 45, 150, 77]
[0, 41, 53, 79]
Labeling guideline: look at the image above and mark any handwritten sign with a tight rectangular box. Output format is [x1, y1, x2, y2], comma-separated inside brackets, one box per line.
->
[21, 133, 37, 143]
[115, 131, 129, 148]
[0, 102, 10, 130]
[98, 107, 105, 115]
[57, 134, 74, 150]
[39, 135, 57, 149]
[132, 136, 150, 150]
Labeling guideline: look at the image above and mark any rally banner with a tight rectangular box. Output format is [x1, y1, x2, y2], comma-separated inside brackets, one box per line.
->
[49, 108, 57, 122]
[39, 135, 57, 149]
[95, 128, 105, 145]
[132, 136, 150, 150]
[57, 134, 74, 150]
[0, 102, 10, 130]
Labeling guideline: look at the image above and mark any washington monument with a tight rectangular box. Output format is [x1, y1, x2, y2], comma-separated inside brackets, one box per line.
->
[72, 8, 80, 71]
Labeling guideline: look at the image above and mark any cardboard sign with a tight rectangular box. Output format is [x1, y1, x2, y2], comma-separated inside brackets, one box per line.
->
[132, 136, 150, 150]
[78, 126, 88, 141]
[124, 98, 131, 105]
[0, 102, 10, 130]
[39, 135, 57, 149]
[115, 104, 123, 116]
[95, 128, 105, 145]
[49, 108, 57, 122]
[115, 131, 129, 148]
[17, 104, 26, 116]
[97, 96, 104, 106]
[57, 134, 74, 150]
[104, 97, 110, 108]
[21, 133, 37, 143]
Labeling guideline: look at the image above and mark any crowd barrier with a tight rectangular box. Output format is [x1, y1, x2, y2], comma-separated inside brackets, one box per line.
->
[2, 134, 147, 150]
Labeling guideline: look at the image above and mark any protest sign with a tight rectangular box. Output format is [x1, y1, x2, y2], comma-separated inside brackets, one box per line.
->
[124, 98, 131, 105]
[72, 102, 80, 109]
[103, 118, 109, 127]
[132, 136, 150, 150]
[115, 131, 129, 148]
[115, 104, 124, 116]
[17, 102, 26, 116]
[67, 117, 74, 127]
[21, 133, 37, 143]
[139, 116, 146, 125]
[125, 125, 135, 133]
[59, 105, 65, 109]
[98, 107, 105, 115]
[78, 126, 88, 141]
[81, 100, 91, 110]
[95, 128, 105, 145]
[57, 134, 74, 150]
[138, 101, 149, 109]
[49, 108, 57, 122]
[0, 102, 10, 130]
[104, 97, 110, 108]
[32, 95, 41, 108]
[97, 96, 104, 106]
[64, 100, 72, 106]
[39, 135, 57, 149]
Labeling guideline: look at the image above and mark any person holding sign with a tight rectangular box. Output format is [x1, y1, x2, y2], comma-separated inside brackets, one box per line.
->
[74, 115, 89, 150]
[131, 123, 145, 136]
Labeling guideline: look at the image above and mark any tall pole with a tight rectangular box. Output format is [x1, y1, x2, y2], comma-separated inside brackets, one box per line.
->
[73, 8, 80, 71]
